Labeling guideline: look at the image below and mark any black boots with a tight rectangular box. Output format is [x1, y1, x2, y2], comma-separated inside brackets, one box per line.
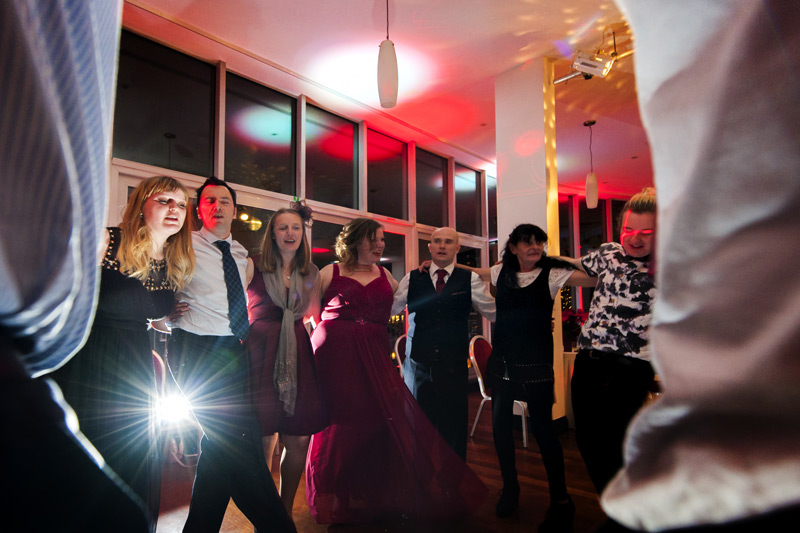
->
[538, 496, 575, 532]
[495, 483, 520, 517]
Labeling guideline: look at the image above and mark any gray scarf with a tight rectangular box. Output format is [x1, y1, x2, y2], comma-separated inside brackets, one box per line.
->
[262, 262, 319, 416]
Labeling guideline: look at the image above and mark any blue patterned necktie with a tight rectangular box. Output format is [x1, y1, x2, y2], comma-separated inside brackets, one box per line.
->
[213, 240, 249, 341]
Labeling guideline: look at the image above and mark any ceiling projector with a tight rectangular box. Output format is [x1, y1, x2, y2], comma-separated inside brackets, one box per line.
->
[572, 51, 615, 78]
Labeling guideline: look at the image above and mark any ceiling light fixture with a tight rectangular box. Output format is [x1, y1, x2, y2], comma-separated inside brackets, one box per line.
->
[584, 119, 599, 209]
[377, 0, 398, 108]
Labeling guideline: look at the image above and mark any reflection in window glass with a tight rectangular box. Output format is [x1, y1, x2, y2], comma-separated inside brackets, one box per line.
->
[455, 164, 480, 236]
[417, 237, 431, 267]
[416, 149, 448, 227]
[487, 175, 497, 240]
[305, 105, 358, 209]
[457, 246, 484, 337]
[558, 198, 574, 257]
[225, 73, 295, 195]
[579, 199, 606, 309]
[611, 199, 626, 243]
[309, 219, 340, 271]
[113, 31, 215, 177]
[367, 129, 407, 219]
[232, 206, 275, 257]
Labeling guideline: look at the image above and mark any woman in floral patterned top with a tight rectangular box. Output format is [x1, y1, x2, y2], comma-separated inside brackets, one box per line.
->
[563, 187, 657, 496]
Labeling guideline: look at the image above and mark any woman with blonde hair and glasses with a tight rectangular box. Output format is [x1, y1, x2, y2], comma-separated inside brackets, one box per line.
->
[246, 201, 327, 517]
[53, 175, 194, 532]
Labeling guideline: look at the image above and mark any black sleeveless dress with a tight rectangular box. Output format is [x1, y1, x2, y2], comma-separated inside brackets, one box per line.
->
[52, 227, 174, 531]
[488, 264, 556, 387]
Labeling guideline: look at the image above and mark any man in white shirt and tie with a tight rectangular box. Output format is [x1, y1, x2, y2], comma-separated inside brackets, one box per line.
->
[391, 227, 495, 460]
[168, 177, 295, 532]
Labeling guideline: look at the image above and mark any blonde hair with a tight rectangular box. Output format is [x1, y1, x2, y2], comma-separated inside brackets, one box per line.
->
[258, 208, 312, 275]
[618, 187, 657, 230]
[117, 176, 195, 291]
[334, 218, 382, 268]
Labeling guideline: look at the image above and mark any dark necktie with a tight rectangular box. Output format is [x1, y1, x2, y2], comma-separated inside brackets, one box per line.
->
[213, 240, 249, 341]
[435, 268, 447, 295]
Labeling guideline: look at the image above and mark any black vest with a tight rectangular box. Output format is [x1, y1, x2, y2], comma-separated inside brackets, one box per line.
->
[488, 264, 555, 384]
[407, 267, 472, 365]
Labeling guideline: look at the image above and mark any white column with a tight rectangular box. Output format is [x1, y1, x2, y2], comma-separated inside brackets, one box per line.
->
[495, 58, 567, 420]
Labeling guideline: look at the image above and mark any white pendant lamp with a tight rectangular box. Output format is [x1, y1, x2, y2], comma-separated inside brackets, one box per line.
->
[584, 120, 599, 209]
[377, 0, 398, 108]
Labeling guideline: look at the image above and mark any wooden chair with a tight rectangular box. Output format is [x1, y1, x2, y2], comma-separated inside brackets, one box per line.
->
[393, 334, 407, 378]
[468, 335, 529, 448]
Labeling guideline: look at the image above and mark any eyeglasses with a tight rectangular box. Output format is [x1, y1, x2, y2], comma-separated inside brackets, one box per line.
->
[621, 229, 654, 238]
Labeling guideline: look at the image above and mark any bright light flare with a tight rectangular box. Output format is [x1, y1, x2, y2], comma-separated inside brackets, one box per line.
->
[306, 42, 435, 106]
[158, 394, 194, 424]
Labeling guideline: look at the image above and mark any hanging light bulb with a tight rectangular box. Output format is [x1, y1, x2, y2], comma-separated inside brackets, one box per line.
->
[586, 172, 598, 209]
[583, 119, 599, 209]
[377, 0, 398, 108]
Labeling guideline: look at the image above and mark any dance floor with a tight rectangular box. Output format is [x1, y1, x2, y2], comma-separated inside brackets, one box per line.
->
[156, 387, 608, 532]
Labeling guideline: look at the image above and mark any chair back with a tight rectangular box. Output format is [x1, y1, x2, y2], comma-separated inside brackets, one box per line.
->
[394, 334, 407, 377]
[469, 335, 492, 400]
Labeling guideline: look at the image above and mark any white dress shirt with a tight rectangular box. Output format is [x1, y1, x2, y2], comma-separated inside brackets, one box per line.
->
[175, 227, 249, 337]
[391, 263, 496, 321]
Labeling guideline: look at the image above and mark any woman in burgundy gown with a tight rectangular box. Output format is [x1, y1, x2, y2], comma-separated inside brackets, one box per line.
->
[246, 203, 327, 515]
[305, 218, 487, 525]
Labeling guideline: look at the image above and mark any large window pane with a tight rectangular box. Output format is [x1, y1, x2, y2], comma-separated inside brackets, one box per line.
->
[611, 198, 626, 243]
[113, 31, 214, 176]
[455, 164, 480, 235]
[457, 246, 484, 337]
[416, 149, 448, 227]
[225, 73, 295, 195]
[305, 105, 358, 209]
[578, 200, 604, 309]
[367, 129, 407, 219]
[487, 175, 497, 240]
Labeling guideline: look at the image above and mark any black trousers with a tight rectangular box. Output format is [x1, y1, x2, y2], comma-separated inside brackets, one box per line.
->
[491, 378, 568, 502]
[168, 329, 295, 533]
[571, 350, 654, 495]
[404, 357, 469, 461]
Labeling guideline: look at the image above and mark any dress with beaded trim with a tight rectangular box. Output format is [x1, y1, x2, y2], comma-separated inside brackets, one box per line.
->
[51, 227, 173, 531]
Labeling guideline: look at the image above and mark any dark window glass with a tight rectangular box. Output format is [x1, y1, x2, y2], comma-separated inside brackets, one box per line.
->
[487, 176, 497, 240]
[559, 198, 574, 257]
[305, 105, 358, 209]
[417, 237, 430, 265]
[309, 219, 340, 271]
[367, 129, 407, 219]
[415, 149, 448, 227]
[113, 31, 214, 176]
[611, 199, 626, 243]
[457, 246, 484, 337]
[455, 164, 481, 235]
[231, 206, 275, 257]
[225, 73, 295, 195]
[559, 196, 578, 312]
[579, 199, 605, 309]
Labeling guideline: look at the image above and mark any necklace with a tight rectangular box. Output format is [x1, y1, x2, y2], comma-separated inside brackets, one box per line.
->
[352, 264, 373, 272]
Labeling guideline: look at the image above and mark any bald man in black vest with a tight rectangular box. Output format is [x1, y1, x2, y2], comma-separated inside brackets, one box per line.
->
[391, 227, 495, 460]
